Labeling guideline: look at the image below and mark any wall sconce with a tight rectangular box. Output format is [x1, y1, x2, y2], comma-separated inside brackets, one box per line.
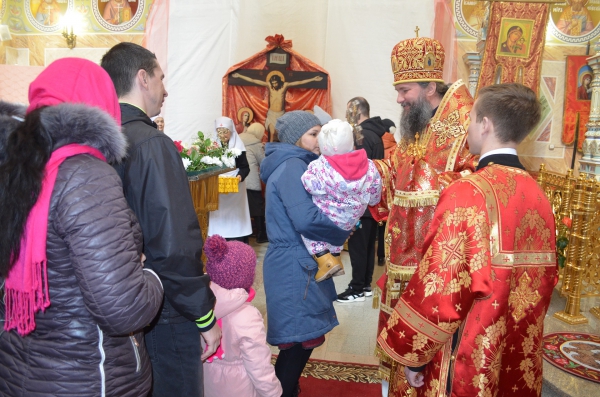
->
[62, 26, 76, 49]
[61, 10, 79, 50]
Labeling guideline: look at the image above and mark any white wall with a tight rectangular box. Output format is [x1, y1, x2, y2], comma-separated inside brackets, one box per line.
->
[164, 0, 434, 142]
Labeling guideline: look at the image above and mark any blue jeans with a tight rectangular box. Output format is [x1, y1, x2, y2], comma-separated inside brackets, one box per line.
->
[145, 321, 203, 397]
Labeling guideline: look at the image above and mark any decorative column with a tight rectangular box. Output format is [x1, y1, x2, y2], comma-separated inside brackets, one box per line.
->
[463, 53, 481, 97]
[579, 40, 600, 179]
[466, 1, 489, 97]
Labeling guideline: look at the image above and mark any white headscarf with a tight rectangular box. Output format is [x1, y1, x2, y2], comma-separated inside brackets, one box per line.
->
[214, 116, 246, 152]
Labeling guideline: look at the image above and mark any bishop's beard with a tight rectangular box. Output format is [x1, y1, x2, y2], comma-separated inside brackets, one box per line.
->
[400, 92, 433, 141]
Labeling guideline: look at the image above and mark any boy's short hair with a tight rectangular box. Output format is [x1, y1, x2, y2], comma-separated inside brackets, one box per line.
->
[475, 83, 541, 144]
[101, 43, 158, 98]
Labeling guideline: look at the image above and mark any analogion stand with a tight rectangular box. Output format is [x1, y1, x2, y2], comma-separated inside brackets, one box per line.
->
[187, 167, 235, 261]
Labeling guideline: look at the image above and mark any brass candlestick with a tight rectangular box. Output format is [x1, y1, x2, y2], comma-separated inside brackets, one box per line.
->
[553, 174, 593, 325]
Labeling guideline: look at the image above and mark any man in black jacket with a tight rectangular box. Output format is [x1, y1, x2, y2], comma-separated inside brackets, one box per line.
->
[101, 43, 219, 397]
[337, 97, 386, 302]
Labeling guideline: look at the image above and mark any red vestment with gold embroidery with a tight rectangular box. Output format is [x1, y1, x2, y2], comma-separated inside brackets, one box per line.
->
[377, 164, 558, 397]
[370, 80, 477, 379]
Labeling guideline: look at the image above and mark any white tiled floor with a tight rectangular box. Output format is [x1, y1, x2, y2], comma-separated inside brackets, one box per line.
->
[250, 238, 383, 365]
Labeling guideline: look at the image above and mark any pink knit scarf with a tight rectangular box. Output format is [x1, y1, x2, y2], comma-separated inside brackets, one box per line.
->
[4, 144, 106, 336]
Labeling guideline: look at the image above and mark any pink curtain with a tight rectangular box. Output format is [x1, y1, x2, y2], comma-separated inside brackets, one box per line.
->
[143, 0, 170, 115]
[432, 0, 457, 83]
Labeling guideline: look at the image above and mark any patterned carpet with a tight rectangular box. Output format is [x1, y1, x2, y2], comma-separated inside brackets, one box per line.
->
[542, 332, 600, 384]
[272, 356, 381, 396]
[301, 358, 381, 384]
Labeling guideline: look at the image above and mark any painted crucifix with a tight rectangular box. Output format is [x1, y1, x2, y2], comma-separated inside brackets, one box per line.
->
[228, 49, 328, 141]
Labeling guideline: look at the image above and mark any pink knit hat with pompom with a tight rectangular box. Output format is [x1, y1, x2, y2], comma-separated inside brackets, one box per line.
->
[204, 235, 256, 291]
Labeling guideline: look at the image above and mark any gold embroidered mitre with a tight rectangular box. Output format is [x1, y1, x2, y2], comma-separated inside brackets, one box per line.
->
[391, 36, 445, 85]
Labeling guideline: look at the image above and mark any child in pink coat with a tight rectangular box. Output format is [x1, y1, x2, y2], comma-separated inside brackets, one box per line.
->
[202, 235, 282, 397]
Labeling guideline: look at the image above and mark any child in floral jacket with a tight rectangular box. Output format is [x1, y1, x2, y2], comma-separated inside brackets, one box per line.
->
[301, 119, 382, 281]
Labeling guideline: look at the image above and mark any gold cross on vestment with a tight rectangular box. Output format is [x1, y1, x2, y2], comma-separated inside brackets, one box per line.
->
[509, 272, 541, 322]
[415, 26, 420, 37]
[406, 133, 426, 159]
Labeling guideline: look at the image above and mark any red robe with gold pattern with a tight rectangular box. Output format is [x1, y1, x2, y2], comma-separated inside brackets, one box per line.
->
[377, 164, 558, 397]
[370, 80, 477, 379]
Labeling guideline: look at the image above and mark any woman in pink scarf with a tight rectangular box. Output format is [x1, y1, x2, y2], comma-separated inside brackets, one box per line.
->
[0, 58, 163, 397]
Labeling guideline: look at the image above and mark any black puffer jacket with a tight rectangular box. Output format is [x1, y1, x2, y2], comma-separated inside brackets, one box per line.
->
[0, 103, 164, 397]
[356, 116, 386, 218]
[357, 116, 386, 160]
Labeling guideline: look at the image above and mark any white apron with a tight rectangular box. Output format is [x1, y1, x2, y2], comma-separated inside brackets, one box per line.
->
[209, 117, 252, 238]
[208, 177, 252, 238]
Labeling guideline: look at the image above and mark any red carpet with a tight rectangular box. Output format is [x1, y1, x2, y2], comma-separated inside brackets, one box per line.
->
[296, 358, 380, 397]
[542, 332, 600, 384]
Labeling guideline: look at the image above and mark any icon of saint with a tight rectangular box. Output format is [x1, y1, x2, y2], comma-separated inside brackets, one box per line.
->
[500, 26, 527, 55]
[102, 0, 132, 25]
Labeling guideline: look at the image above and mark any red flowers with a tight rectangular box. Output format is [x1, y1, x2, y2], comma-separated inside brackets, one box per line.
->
[173, 140, 184, 153]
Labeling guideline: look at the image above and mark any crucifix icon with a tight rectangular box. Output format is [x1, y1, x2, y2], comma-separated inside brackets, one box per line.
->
[228, 48, 328, 141]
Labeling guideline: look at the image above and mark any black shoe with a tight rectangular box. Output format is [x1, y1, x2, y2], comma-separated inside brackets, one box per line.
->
[256, 232, 269, 244]
[377, 257, 385, 266]
[336, 287, 365, 303]
[363, 286, 373, 297]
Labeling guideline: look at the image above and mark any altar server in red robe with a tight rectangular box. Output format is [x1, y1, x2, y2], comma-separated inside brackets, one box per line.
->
[377, 83, 558, 397]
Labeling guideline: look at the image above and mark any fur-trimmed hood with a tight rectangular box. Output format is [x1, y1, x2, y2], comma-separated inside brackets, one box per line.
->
[1, 102, 127, 164]
[0, 101, 27, 163]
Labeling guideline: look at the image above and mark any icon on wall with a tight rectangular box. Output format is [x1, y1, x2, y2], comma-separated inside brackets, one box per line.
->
[25, 0, 70, 32]
[100, 0, 137, 25]
[576, 65, 593, 101]
[496, 18, 534, 59]
[92, 0, 144, 32]
[550, 0, 600, 43]
[562, 55, 592, 150]
[455, 0, 488, 37]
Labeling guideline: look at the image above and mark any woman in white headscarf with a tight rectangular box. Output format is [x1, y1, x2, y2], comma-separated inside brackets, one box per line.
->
[208, 117, 252, 243]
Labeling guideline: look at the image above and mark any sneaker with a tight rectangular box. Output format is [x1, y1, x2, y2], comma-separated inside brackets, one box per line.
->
[336, 288, 365, 303]
[363, 287, 373, 297]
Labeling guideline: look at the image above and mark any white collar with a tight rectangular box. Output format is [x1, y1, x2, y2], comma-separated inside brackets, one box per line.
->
[479, 148, 517, 161]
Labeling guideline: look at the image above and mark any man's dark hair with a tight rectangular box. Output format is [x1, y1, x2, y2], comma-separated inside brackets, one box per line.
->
[348, 97, 370, 118]
[417, 81, 449, 98]
[476, 83, 541, 144]
[101, 43, 158, 98]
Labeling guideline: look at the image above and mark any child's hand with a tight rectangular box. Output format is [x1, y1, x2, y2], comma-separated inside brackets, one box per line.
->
[140, 253, 146, 267]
